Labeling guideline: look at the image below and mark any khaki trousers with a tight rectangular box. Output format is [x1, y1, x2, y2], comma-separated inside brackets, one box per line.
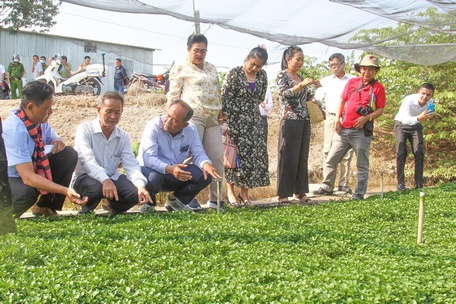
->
[187, 116, 224, 202]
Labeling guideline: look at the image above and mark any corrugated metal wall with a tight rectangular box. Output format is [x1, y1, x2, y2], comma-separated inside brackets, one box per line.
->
[0, 30, 157, 93]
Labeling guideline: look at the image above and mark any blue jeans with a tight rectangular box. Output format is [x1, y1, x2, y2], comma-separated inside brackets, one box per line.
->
[114, 84, 125, 94]
[322, 128, 372, 198]
[141, 164, 212, 205]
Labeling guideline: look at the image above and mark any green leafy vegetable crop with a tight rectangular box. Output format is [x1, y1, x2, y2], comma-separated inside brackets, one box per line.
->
[1, 183, 455, 303]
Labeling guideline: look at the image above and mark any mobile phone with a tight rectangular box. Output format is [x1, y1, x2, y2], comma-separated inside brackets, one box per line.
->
[427, 103, 435, 113]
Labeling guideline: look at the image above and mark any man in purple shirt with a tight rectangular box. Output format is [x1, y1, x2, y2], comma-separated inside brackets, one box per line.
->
[138, 99, 221, 211]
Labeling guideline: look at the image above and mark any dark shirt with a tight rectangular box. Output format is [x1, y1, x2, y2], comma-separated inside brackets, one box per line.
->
[114, 65, 127, 87]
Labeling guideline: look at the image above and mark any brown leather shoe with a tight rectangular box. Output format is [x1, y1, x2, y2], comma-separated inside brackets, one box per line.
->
[101, 200, 125, 215]
[32, 204, 59, 217]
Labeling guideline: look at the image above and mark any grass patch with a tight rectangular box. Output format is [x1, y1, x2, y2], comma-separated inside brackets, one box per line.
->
[1, 183, 456, 303]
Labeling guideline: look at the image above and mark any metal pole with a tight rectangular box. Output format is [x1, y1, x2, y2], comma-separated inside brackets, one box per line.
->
[417, 191, 425, 244]
[216, 179, 221, 213]
[194, 10, 201, 34]
[192, 0, 201, 34]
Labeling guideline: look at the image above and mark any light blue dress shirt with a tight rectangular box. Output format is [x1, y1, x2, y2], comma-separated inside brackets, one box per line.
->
[3, 110, 59, 177]
[137, 116, 211, 174]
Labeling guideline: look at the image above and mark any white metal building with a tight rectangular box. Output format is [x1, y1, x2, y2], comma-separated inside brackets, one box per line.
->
[0, 29, 159, 93]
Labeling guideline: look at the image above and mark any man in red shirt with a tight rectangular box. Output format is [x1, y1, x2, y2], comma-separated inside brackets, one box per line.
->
[313, 55, 386, 200]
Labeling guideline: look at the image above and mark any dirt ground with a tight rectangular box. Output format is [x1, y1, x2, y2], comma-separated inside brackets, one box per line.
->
[1, 90, 398, 205]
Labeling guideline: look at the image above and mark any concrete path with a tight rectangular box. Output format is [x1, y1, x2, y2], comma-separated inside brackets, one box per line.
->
[19, 184, 397, 219]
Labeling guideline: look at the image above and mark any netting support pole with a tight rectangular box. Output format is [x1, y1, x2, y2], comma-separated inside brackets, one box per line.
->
[216, 179, 221, 213]
[417, 192, 425, 244]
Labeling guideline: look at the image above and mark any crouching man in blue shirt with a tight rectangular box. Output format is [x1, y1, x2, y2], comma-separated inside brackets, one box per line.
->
[138, 99, 221, 211]
[3, 81, 87, 217]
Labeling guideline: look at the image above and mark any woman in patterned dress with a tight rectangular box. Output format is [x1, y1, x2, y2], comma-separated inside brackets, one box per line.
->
[221, 46, 270, 207]
[276, 45, 321, 205]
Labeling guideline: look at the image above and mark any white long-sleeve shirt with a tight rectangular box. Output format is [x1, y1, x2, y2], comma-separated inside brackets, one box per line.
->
[314, 73, 355, 114]
[259, 87, 273, 116]
[394, 93, 434, 126]
[73, 118, 147, 188]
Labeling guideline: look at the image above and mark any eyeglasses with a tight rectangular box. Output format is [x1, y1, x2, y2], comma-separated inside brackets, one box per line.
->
[329, 63, 341, 68]
[192, 48, 208, 54]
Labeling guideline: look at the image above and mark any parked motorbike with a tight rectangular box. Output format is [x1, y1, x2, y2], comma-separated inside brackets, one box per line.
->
[36, 53, 107, 96]
[1, 80, 11, 99]
[127, 63, 172, 94]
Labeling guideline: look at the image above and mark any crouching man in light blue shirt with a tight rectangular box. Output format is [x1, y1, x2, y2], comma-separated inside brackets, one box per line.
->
[138, 99, 221, 211]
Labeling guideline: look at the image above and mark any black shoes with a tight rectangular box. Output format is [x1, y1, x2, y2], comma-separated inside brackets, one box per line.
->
[398, 183, 423, 191]
[397, 183, 407, 191]
[312, 187, 333, 195]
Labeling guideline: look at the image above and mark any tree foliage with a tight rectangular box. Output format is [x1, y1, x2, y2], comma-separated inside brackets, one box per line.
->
[350, 8, 456, 184]
[0, 0, 60, 32]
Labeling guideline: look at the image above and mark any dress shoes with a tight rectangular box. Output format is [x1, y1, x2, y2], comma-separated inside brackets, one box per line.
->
[312, 187, 333, 195]
[32, 204, 59, 217]
[101, 200, 125, 215]
[397, 183, 407, 191]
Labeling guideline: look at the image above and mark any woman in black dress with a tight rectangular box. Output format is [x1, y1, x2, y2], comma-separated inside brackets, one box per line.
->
[221, 46, 270, 207]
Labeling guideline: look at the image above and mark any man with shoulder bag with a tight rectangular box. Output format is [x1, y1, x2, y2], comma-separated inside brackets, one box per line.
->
[313, 55, 386, 200]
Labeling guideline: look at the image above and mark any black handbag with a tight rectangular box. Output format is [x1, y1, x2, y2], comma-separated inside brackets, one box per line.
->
[363, 120, 374, 136]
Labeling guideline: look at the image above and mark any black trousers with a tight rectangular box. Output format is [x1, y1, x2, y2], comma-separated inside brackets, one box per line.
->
[74, 173, 139, 214]
[141, 164, 212, 205]
[277, 119, 311, 197]
[9, 146, 78, 217]
[394, 120, 425, 187]
[0, 120, 12, 209]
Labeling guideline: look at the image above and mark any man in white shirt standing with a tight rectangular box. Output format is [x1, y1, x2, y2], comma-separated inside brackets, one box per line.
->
[394, 83, 435, 191]
[259, 87, 273, 144]
[314, 53, 355, 193]
[31, 55, 43, 80]
[73, 91, 153, 215]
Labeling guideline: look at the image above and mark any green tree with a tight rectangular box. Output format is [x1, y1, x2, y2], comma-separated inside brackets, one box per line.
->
[298, 54, 330, 81]
[0, 0, 60, 32]
[350, 8, 456, 184]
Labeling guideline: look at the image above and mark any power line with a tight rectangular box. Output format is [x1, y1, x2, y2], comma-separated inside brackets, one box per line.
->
[59, 11, 276, 52]
[60, 11, 185, 39]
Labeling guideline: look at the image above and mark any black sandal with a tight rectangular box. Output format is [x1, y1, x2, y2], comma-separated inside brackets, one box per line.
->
[237, 194, 252, 207]
[228, 200, 241, 208]
[293, 193, 311, 203]
[278, 196, 291, 207]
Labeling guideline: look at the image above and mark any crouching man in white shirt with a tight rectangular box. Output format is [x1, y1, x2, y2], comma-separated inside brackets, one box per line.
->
[73, 91, 152, 215]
